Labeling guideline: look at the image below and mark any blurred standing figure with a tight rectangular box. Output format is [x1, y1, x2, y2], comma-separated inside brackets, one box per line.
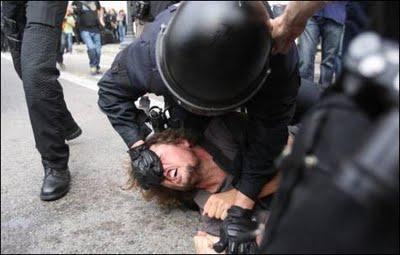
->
[56, 25, 67, 70]
[72, 1, 104, 75]
[117, 9, 127, 43]
[298, 1, 346, 89]
[104, 8, 118, 42]
[109, 9, 118, 41]
[63, 7, 76, 53]
[2, 1, 82, 201]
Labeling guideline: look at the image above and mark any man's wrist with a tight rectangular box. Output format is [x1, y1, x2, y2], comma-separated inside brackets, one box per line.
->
[131, 139, 145, 149]
[233, 191, 255, 210]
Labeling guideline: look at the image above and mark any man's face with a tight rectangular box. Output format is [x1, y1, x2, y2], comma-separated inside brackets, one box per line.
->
[150, 140, 200, 191]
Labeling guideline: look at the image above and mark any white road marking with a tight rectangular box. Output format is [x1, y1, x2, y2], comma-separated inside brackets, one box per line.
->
[2, 52, 99, 91]
[1, 52, 163, 105]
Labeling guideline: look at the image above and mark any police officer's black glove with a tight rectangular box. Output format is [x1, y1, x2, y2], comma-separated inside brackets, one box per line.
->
[128, 144, 164, 189]
[213, 206, 258, 254]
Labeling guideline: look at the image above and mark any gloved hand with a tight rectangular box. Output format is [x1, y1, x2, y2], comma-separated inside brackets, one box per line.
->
[213, 206, 258, 254]
[128, 144, 164, 189]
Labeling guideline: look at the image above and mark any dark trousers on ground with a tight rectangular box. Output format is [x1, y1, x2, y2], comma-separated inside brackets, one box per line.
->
[2, 1, 78, 170]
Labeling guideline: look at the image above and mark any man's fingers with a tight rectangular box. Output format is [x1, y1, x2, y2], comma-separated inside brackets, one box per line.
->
[203, 198, 212, 215]
[215, 204, 230, 220]
[196, 231, 208, 237]
[206, 234, 221, 244]
[221, 209, 228, 220]
[206, 202, 217, 218]
[194, 235, 219, 254]
[214, 204, 225, 220]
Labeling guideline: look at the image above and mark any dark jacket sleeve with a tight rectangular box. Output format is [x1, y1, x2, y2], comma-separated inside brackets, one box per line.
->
[234, 44, 300, 201]
[97, 45, 151, 148]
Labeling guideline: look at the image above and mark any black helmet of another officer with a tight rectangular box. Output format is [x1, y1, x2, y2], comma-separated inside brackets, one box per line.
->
[156, 1, 272, 115]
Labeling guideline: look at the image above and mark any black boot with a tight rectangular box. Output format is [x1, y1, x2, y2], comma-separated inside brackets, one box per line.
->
[40, 167, 71, 201]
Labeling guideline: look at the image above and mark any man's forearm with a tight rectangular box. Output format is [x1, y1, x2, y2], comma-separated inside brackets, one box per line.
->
[233, 172, 281, 209]
[283, 1, 328, 28]
[269, 1, 329, 54]
[258, 172, 280, 198]
[233, 191, 255, 209]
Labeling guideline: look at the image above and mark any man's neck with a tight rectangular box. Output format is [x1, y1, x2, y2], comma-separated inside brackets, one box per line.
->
[192, 146, 227, 193]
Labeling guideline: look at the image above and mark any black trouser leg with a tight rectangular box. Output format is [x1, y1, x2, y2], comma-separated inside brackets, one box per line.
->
[19, 1, 73, 170]
[21, 24, 69, 169]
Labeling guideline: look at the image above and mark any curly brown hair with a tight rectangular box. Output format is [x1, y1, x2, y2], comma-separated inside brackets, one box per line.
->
[124, 128, 199, 209]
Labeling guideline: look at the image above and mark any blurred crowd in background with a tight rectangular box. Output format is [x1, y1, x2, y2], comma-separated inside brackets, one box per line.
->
[1, 1, 346, 88]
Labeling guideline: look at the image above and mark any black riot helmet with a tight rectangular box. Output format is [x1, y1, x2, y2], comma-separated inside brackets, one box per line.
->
[156, 1, 272, 115]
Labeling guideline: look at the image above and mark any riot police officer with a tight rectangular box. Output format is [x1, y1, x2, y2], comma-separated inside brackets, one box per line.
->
[2, 2, 82, 201]
[258, 1, 399, 253]
[98, 2, 299, 253]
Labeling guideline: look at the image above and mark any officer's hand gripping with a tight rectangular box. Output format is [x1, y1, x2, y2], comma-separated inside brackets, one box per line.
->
[213, 206, 258, 254]
[128, 144, 164, 189]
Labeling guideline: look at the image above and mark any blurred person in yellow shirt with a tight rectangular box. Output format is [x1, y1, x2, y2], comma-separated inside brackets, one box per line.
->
[63, 7, 76, 53]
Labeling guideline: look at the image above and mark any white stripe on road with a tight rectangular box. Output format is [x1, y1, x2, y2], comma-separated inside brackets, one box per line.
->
[1, 52, 13, 61]
[59, 71, 99, 91]
[1, 52, 98, 91]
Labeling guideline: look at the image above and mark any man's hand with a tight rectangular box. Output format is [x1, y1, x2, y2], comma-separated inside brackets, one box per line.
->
[203, 189, 238, 220]
[266, 1, 328, 54]
[194, 231, 223, 254]
[267, 15, 307, 55]
[213, 206, 258, 254]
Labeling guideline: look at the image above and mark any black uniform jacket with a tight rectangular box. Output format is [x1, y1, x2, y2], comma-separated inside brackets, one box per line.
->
[98, 4, 300, 201]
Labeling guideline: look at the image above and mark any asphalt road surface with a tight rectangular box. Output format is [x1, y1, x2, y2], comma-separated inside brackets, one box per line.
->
[1, 55, 201, 254]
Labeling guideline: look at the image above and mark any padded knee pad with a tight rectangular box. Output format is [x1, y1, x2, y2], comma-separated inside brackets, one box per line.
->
[21, 24, 61, 100]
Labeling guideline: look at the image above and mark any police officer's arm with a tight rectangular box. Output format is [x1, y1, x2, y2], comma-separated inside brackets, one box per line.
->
[97, 48, 149, 148]
[267, 1, 328, 54]
[233, 47, 300, 209]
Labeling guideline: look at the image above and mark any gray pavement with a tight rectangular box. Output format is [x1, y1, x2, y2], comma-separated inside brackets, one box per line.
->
[1, 54, 200, 254]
